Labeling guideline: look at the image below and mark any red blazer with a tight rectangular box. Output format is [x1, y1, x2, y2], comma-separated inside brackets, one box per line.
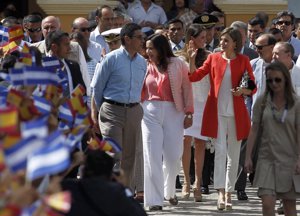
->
[189, 52, 256, 140]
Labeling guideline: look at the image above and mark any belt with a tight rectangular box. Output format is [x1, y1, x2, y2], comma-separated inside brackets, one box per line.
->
[103, 98, 139, 108]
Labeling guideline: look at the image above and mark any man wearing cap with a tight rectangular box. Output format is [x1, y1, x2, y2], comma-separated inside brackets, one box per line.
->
[91, 23, 147, 189]
[193, 14, 219, 57]
[23, 14, 43, 43]
[71, 17, 103, 62]
[101, 28, 122, 51]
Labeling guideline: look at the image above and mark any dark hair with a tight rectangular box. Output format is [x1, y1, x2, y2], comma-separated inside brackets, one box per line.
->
[248, 16, 265, 29]
[265, 61, 295, 107]
[1, 16, 19, 27]
[83, 149, 114, 179]
[23, 14, 42, 24]
[268, 27, 282, 36]
[220, 27, 243, 54]
[0, 55, 17, 72]
[276, 10, 295, 25]
[95, 5, 112, 18]
[70, 32, 92, 62]
[185, 23, 205, 41]
[46, 30, 69, 52]
[147, 34, 175, 71]
[255, 11, 269, 26]
[120, 23, 141, 45]
[265, 33, 277, 46]
[167, 18, 184, 29]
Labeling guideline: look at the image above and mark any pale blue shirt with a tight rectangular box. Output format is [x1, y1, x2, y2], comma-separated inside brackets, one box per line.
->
[88, 40, 103, 62]
[91, 46, 147, 110]
[128, 1, 167, 33]
[90, 27, 110, 54]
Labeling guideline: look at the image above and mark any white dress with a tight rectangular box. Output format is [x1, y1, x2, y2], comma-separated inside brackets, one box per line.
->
[184, 75, 210, 140]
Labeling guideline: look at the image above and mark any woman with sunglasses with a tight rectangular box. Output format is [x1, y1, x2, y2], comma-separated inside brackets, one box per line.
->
[245, 61, 300, 216]
[189, 27, 256, 210]
[176, 24, 209, 202]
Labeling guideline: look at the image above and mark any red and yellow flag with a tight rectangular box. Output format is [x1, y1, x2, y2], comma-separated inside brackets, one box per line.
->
[0, 106, 19, 134]
[71, 84, 86, 97]
[8, 25, 24, 42]
[1, 41, 18, 54]
[6, 89, 24, 107]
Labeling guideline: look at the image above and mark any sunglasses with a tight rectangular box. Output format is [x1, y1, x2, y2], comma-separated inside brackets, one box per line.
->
[254, 44, 270, 50]
[266, 77, 282, 84]
[276, 21, 292, 26]
[75, 27, 92, 32]
[26, 27, 41, 33]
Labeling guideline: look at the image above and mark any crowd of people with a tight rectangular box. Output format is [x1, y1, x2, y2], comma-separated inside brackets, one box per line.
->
[1, 0, 300, 215]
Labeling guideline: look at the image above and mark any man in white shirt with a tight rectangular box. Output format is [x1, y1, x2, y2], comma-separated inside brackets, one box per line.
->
[89, 5, 114, 54]
[251, 33, 277, 109]
[272, 42, 300, 95]
[128, 0, 167, 36]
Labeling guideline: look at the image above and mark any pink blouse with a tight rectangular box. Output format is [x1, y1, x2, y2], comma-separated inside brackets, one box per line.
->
[143, 63, 174, 102]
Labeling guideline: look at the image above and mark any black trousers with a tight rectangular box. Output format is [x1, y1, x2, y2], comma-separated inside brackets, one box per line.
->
[235, 139, 247, 191]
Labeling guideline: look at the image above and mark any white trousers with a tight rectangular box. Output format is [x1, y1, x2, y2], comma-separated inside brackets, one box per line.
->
[142, 101, 184, 207]
[214, 115, 241, 192]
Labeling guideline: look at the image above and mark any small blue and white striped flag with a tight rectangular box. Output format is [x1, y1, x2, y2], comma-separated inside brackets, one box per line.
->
[0, 25, 9, 45]
[21, 117, 49, 139]
[58, 102, 74, 122]
[4, 136, 45, 172]
[23, 66, 59, 85]
[32, 95, 52, 115]
[42, 56, 60, 72]
[26, 142, 70, 181]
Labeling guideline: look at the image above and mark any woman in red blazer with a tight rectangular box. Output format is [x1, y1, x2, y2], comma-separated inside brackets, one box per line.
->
[189, 27, 256, 210]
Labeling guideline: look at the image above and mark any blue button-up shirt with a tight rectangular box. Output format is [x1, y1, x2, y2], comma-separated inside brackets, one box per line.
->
[91, 46, 147, 110]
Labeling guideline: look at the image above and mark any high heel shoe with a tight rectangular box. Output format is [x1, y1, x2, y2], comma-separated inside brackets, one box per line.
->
[225, 192, 233, 211]
[217, 200, 225, 210]
[193, 187, 202, 202]
[181, 183, 190, 199]
[217, 190, 225, 210]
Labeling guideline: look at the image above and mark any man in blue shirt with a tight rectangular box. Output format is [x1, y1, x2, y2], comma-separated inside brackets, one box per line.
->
[91, 23, 147, 189]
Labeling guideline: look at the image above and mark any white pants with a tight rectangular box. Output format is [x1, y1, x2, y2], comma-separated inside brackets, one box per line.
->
[142, 101, 184, 207]
[214, 115, 241, 192]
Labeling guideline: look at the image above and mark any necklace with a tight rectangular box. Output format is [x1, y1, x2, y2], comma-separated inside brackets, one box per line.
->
[271, 103, 288, 123]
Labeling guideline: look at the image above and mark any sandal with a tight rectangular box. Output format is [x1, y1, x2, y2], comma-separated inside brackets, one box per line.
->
[181, 182, 190, 199]
[193, 187, 202, 202]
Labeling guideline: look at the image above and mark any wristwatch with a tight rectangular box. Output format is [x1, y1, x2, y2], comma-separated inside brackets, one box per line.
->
[186, 113, 193, 119]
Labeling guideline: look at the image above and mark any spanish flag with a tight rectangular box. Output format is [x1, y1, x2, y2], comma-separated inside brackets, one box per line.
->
[71, 84, 86, 97]
[1, 41, 18, 54]
[8, 25, 24, 42]
[2, 133, 21, 149]
[0, 106, 18, 134]
[6, 89, 24, 107]
[68, 96, 87, 115]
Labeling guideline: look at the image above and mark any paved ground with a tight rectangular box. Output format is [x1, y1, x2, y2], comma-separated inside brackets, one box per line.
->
[145, 183, 300, 216]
